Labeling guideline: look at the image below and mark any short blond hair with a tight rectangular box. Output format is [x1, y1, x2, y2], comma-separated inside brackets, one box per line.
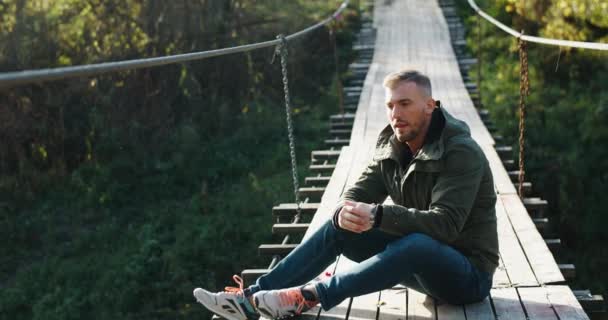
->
[383, 69, 432, 97]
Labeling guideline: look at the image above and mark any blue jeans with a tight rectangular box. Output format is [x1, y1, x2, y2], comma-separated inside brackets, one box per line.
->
[248, 220, 492, 310]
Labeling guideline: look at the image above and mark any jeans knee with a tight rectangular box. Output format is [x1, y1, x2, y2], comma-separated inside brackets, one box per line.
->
[386, 233, 437, 261]
[405, 232, 434, 243]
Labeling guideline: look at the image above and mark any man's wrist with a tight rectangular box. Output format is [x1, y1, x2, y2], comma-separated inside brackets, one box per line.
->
[332, 204, 344, 231]
[371, 204, 383, 228]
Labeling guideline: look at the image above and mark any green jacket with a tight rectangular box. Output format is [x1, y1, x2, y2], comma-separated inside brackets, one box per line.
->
[341, 106, 498, 274]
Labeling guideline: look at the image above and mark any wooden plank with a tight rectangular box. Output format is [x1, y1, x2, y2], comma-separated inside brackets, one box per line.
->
[513, 182, 532, 195]
[272, 223, 309, 234]
[312, 150, 342, 160]
[481, 145, 518, 195]
[305, 176, 331, 187]
[407, 289, 435, 320]
[436, 300, 465, 320]
[559, 264, 576, 279]
[330, 113, 356, 120]
[240, 269, 269, 286]
[546, 286, 590, 320]
[517, 287, 559, 320]
[272, 203, 319, 217]
[325, 138, 350, 147]
[545, 239, 561, 253]
[523, 198, 548, 218]
[502, 159, 516, 170]
[310, 164, 337, 174]
[348, 292, 380, 320]
[495, 198, 538, 287]
[332, 122, 354, 130]
[533, 217, 548, 231]
[573, 290, 606, 313]
[491, 287, 526, 320]
[258, 244, 297, 256]
[501, 194, 564, 284]
[492, 255, 511, 288]
[377, 289, 408, 320]
[299, 187, 326, 200]
[464, 297, 494, 320]
[330, 129, 353, 138]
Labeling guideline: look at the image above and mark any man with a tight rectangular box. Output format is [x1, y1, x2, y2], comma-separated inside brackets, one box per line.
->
[193, 70, 498, 320]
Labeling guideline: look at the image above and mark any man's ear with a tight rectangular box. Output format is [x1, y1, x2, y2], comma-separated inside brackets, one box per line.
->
[425, 97, 436, 114]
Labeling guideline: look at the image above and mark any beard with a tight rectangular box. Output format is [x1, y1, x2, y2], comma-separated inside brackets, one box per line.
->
[393, 126, 419, 142]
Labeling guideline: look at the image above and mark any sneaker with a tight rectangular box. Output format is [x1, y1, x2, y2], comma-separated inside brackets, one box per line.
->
[193, 275, 260, 320]
[253, 286, 319, 319]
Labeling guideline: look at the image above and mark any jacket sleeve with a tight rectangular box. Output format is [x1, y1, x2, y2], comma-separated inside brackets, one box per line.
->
[331, 159, 389, 228]
[341, 159, 389, 205]
[378, 142, 485, 243]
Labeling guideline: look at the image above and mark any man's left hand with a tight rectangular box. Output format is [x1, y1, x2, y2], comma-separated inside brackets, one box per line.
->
[339, 200, 376, 233]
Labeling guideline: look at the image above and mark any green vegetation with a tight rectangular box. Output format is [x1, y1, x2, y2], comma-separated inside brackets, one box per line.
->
[0, 1, 361, 319]
[456, 0, 608, 297]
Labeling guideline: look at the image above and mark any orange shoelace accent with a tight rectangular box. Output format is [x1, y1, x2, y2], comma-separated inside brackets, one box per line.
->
[278, 289, 318, 315]
[224, 274, 245, 296]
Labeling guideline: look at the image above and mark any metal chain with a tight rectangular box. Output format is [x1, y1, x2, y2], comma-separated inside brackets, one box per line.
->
[477, 14, 482, 106]
[517, 35, 529, 198]
[274, 34, 302, 218]
[329, 21, 345, 115]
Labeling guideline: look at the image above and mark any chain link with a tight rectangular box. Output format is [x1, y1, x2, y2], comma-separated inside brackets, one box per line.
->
[477, 14, 482, 106]
[274, 34, 302, 218]
[517, 35, 529, 198]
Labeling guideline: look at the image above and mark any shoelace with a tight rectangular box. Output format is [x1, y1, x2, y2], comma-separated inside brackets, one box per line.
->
[224, 274, 245, 296]
[278, 289, 318, 315]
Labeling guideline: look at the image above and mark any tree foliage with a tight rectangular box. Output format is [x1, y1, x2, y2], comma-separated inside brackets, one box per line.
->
[0, 1, 361, 319]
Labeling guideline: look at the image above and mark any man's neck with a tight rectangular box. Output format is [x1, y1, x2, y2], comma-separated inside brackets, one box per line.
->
[406, 119, 432, 154]
[406, 139, 423, 155]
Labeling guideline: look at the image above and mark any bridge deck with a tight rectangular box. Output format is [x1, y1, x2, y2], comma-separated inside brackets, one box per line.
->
[298, 0, 588, 319]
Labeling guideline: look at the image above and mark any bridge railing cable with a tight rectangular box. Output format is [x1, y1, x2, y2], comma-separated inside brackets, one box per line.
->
[467, 0, 608, 51]
[0, 1, 349, 88]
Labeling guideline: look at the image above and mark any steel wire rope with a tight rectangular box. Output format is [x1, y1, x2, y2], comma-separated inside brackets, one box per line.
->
[0, 1, 349, 88]
[467, 0, 608, 50]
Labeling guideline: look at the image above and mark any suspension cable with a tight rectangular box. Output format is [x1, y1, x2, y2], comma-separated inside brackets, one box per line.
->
[517, 34, 529, 198]
[0, 1, 349, 88]
[467, 0, 608, 51]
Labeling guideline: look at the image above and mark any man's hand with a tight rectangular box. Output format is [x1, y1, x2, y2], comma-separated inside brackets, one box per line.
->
[338, 200, 375, 233]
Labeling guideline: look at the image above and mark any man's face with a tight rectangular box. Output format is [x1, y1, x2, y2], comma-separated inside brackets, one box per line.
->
[385, 81, 434, 143]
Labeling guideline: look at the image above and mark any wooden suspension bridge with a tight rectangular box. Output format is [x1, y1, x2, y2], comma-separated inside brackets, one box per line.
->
[240, 1, 605, 319]
[1, 0, 605, 319]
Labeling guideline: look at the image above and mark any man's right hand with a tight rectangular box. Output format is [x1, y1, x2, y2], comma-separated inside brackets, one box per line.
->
[338, 200, 375, 233]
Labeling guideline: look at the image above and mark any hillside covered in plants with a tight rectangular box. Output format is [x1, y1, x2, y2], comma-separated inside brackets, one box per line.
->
[0, 1, 361, 319]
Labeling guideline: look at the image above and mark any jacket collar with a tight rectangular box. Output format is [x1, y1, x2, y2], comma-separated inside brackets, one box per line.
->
[372, 104, 470, 163]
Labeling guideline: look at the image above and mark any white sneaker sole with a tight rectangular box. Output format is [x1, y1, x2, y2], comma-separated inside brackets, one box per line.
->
[193, 288, 248, 320]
